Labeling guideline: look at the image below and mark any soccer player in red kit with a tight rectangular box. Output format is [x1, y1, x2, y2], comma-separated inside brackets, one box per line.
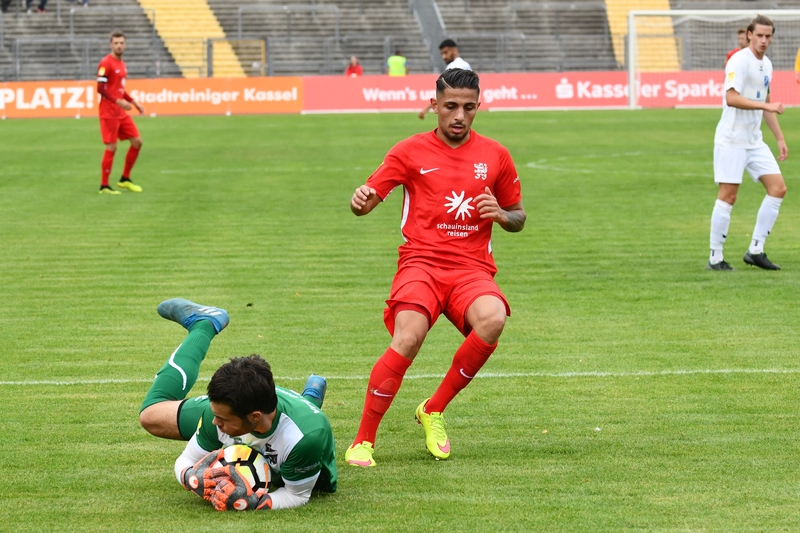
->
[345, 68, 526, 466]
[97, 31, 145, 195]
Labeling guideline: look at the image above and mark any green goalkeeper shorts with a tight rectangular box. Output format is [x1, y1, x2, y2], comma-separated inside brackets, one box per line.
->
[177, 395, 211, 441]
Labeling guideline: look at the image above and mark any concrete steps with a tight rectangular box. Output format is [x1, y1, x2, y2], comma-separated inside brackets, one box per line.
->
[135, 0, 243, 77]
[0, 0, 180, 81]
[207, 0, 432, 75]
[436, 0, 618, 72]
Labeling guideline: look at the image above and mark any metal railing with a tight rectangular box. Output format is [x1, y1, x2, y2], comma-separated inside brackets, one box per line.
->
[504, 1, 616, 70]
[339, 32, 422, 74]
[409, 0, 447, 72]
[446, 31, 526, 72]
[0, 2, 156, 48]
[207, 37, 267, 77]
[237, 4, 340, 43]
[5, 37, 173, 81]
[56, 0, 89, 23]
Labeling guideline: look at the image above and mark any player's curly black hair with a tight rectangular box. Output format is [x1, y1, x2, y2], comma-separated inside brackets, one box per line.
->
[436, 68, 480, 96]
[207, 354, 278, 418]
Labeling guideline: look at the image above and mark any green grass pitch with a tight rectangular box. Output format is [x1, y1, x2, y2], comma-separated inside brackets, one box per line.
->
[1, 108, 799, 532]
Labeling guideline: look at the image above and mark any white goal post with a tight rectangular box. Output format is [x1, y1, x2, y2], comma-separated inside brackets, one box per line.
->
[627, 9, 800, 108]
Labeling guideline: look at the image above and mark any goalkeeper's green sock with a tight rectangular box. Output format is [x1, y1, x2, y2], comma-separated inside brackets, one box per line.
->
[140, 320, 217, 411]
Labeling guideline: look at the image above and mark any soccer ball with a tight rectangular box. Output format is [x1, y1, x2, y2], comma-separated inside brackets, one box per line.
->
[213, 444, 270, 491]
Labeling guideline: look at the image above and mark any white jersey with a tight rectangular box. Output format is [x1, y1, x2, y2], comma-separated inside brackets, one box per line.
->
[446, 57, 471, 71]
[714, 47, 772, 148]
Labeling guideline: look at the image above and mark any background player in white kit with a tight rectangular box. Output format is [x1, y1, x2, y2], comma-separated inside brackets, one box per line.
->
[419, 39, 472, 120]
[708, 15, 787, 271]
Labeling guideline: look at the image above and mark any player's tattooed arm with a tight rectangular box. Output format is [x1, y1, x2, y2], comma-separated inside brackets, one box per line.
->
[499, 205, 527, 232]
[476, 187, 526, 232]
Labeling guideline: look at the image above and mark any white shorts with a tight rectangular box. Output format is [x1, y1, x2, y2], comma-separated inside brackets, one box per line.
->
[714, 144, 781, 184]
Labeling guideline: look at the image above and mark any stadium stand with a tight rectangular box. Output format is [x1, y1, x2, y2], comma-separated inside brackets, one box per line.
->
[206, 0, 431, 76]
[136, 0, 243, 77]
[435, 0, 618, 72]
[4, 0, 800, 81]
[0, 0, 180, 81]
[605, 0, 679, 72]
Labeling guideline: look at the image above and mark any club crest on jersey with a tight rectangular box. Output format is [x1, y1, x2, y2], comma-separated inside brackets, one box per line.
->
[474, 163, 488, 180]
[445, 190, 474, 220]
[764, 76, 769, 87]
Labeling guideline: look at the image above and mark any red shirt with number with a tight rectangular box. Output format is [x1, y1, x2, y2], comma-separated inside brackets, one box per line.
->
[365, 129, 521, 276]
[97, 54, 131, 119]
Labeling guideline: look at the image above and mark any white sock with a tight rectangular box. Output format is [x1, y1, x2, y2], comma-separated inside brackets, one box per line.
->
[749, 195, 783, 254]
[709, 199, 733, 263]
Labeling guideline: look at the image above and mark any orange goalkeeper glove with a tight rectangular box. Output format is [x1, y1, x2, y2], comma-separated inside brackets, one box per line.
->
[180, 449, 225, 501]
[208, 466, 272, 512]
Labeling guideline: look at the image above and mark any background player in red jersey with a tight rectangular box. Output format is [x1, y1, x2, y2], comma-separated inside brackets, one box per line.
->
[725, 28, 748, 67]
[96, 31, 145, 195]
[345, 68, 526, 467]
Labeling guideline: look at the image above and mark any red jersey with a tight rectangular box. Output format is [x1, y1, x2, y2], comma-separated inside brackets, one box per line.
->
[97, 54, 130, 118]
[726, 47, 741, 65]
[366, 130, 521, 275]
[345, 64, 363, 77]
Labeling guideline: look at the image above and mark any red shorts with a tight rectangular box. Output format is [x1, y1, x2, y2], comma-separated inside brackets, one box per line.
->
[100, 114, 139, 144]
[383, 264, 510, 337]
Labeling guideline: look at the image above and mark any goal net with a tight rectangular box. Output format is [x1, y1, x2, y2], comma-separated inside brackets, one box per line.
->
[627, 9, 800, 108]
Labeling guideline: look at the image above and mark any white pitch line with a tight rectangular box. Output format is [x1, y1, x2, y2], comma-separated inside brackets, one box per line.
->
[160, 168, 248, 174]
[1, 368, 798, 387]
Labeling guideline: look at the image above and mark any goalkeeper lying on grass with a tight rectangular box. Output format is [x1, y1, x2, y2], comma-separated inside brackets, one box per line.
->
[139, 298, 337, 511]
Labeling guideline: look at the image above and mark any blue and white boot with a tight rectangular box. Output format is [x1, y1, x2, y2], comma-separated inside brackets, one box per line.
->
[157, 298, 229, 333]
[302, 374, 327, 408]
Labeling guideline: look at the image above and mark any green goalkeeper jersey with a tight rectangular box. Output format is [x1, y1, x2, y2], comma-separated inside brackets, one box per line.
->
[195, 386, 337, 492]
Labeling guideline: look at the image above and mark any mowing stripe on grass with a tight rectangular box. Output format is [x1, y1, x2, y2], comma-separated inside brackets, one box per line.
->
[2, 367, 799, 386]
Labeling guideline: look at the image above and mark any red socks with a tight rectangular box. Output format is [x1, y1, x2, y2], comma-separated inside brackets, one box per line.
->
[352, 333, 496, 446]
[426, 331, 496, 414]
[122, 146, 140, 179]
[101, 149, 115, 187]
[353, 347, 412, 445]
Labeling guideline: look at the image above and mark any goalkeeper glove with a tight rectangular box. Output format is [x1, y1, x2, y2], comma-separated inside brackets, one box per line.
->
[208, 466, 272, 511]
[180, 449, 225, 501]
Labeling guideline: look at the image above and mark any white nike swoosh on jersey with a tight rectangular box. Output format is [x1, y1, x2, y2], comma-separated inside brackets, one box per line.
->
[115, 70, 120, 73]
[372, 390, 394, 398]
[459, 369, 476, 379]
[420, 167, 439, 174]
